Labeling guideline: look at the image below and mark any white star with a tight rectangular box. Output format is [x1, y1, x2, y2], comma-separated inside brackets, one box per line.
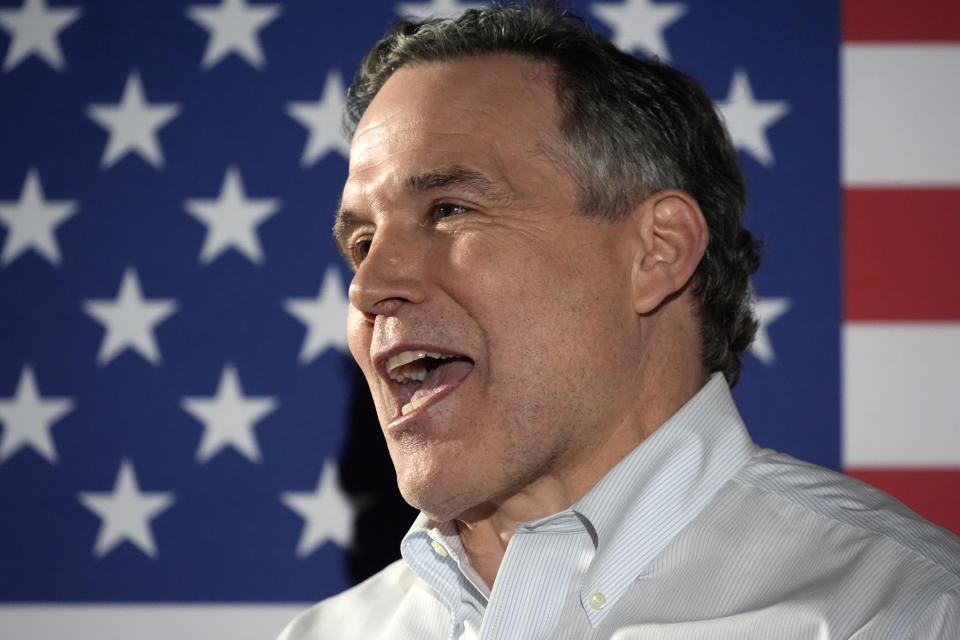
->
[183, 166, 280, 265]
[0, 168, 78, 266]
[281, 461, 354, 557]
[284, 266, 350, 363]
[750, 296, 791, 366]
[78, 459, 175, 558]
[716, 68, 790, 167]
[0, 0, 81, 73]
[590, 0, 686, 60]
[285, 71, 350, 166]
[0, 365, 74, 464]
[86, 71, 181, 169]
[186, 0, 282, 70]
[181, 364, 278, 463]
[395, 0, 486, 19]
[83, 268, 178, 366]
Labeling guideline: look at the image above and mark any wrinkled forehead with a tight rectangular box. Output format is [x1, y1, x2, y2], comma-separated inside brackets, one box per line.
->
[348, 55, 565, 172]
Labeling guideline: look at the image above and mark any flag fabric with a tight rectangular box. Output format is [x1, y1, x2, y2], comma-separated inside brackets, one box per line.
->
[840, 0, 960, 537]
[0, 1, 955, 638]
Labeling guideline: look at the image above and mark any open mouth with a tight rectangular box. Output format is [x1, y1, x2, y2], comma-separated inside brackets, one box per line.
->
[384, 350, 474, 417]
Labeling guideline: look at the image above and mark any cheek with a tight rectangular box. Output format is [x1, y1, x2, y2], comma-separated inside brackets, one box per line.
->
[346, 306, 370, 364]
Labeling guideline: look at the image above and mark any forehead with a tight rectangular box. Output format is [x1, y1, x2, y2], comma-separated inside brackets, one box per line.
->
[344, 55, 565, 199]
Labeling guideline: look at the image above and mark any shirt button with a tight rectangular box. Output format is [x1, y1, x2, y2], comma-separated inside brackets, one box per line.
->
[588, 592, 607, 610]
[431, 540, 448, 557]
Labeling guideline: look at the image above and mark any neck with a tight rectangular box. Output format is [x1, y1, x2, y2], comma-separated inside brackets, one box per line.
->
[453, 373, 703, 588]
[453, 476, 581, 588]
[452, 305, 710, 589]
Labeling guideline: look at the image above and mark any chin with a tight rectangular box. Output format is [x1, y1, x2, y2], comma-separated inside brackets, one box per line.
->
[398, 474, 453, 517]
[396, 467, 479, 522]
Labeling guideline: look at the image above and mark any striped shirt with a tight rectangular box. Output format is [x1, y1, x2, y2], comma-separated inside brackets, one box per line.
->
[277, 374, 960, 639]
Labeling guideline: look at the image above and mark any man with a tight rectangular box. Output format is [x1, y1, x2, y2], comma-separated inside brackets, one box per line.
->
[279, 3, 960, 638]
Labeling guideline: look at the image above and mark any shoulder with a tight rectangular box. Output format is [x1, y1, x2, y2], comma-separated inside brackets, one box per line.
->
[733, 448, 960, 577]
[651, 449, 960, 635]
[276, 560, 422, 640]
[721, 449, 960, 634]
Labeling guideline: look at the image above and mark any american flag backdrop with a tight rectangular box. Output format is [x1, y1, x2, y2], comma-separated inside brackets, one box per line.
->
[0, 0, 956, 638]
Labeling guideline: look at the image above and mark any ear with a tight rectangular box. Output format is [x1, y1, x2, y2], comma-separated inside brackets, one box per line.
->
[630, 190, 709, 315]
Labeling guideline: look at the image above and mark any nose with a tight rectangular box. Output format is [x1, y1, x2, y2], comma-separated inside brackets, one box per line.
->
[348, 225, 427, 322]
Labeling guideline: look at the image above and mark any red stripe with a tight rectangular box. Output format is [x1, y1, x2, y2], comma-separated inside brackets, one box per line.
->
[845, 468, 960, 535]
[844, 0, 960, 42]
[844, 188, 960, 321]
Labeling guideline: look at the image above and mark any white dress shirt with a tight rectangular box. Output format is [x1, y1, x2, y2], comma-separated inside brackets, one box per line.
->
[277, 374, 960, 639]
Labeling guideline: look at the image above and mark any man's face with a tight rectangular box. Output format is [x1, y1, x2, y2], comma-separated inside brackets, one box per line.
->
[339, 56, 643, 521]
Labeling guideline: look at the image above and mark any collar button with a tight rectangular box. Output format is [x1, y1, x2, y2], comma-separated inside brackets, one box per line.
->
[430, 540, 449, 557]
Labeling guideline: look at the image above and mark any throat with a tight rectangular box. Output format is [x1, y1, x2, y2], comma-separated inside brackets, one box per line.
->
[455, 519, 510, 591]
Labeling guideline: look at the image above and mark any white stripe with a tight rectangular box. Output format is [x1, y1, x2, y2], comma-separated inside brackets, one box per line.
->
[0, 604, 306, 640]
[842, 44, 960, 186]
[843, 322, 960, 466]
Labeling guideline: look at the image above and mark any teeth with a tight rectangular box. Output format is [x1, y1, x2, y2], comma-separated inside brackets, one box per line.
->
[386, 350, 456, 383]
[386, 350, 445, 371]
[401, 396, 430, 415]
[387, 350, 437, 369]
[395, 367, 427, 383]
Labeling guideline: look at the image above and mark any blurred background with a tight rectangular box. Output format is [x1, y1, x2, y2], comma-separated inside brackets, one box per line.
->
[0, 0, 957, 637]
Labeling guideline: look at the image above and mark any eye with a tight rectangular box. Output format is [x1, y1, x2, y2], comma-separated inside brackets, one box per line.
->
[351, 237, 372, 265]
[433, 202, 469, 219]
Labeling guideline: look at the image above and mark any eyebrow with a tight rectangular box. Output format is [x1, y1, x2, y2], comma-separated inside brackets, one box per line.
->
[333, 165, 511, 258]
[405, 166, 510, 203]
[332, 207, 360, 262]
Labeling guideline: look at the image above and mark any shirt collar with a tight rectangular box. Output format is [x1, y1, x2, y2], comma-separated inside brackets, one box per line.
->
[402, 513, 492, 605]
[571, 372, 757, 623]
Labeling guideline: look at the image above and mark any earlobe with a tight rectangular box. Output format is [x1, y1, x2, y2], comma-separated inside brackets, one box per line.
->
[631, 190, 709, 314]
